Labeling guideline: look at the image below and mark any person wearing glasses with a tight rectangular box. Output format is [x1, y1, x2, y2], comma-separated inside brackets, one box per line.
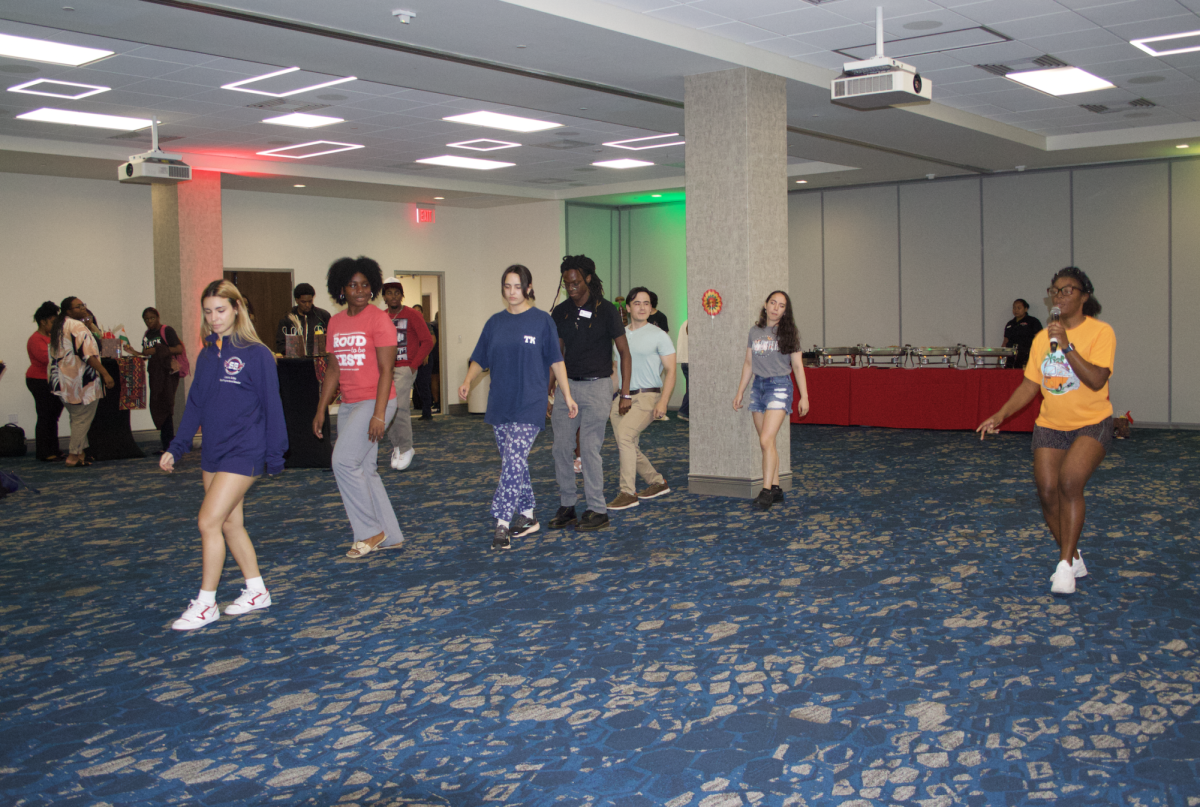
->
[976, 267, 1115, 596]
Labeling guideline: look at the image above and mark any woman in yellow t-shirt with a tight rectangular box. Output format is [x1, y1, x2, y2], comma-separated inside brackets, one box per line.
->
[976, 267, 1116, 596]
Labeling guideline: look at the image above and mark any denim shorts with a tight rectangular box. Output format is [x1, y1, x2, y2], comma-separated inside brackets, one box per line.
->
[749, 374, 794, 414]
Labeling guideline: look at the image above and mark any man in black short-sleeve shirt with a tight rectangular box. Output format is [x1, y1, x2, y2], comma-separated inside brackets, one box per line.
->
[548, 255, 632, 532]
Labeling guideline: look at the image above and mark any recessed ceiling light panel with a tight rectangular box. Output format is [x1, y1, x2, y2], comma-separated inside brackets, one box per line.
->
[443, 111, 561, 133]
[592, 159, 654, 169]
[263, 112, 344, 128]
[17, 107, 150, 130]
[8, 78, 109, 99]
[223, 67, 356, 98]
[416, 155, 515, 170]
[604, 133, 685, 151]
[447, 138, 521, 151]
[1005, 66, 1114, 96]
[1131, 30, 1200, 57]
[0, 32, 113, 66]
[257, 140, 364, 158]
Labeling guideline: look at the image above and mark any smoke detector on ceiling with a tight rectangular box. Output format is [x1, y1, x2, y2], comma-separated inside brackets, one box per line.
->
[392, 9, 415, 23]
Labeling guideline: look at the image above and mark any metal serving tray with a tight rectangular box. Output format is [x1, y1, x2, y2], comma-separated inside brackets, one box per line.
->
[910, 346, 962, 367]
[812, 346, 860, 367]
[962, 346, 1017, 368]
[858, 344, 908, 368]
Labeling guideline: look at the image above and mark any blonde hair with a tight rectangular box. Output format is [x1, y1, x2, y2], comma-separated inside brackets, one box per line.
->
[199, 280, 266, 349]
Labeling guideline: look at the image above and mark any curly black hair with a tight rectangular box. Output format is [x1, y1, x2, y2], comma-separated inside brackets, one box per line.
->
[326, 256, 384, 304]
[34, 300, 59, 324]
[754, 290, 800, 355]
[1052, 266, 1100, 317]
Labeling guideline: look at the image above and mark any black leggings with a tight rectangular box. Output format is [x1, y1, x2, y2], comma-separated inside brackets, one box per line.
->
[25, 377, 64, 459]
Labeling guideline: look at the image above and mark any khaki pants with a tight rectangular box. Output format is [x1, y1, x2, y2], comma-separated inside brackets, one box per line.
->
[64, 398, 99, 456]
[609, 391, 664, 495]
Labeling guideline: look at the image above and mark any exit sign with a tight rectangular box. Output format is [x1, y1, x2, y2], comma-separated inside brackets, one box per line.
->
[416, 207, 435, 223]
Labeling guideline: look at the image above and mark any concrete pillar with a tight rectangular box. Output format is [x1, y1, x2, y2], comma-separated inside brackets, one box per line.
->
[685, 68, 790, 498]
[151, 170, 224, 419]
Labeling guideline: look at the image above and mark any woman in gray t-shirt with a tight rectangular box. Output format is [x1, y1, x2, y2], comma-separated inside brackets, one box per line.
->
[733, 290, 811, 511]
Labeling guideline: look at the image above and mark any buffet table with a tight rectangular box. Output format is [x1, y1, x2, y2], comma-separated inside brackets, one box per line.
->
[791, 367, 1040, 432]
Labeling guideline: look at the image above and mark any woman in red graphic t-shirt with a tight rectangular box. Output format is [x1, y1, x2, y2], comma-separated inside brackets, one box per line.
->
[314, 256, 404, 559]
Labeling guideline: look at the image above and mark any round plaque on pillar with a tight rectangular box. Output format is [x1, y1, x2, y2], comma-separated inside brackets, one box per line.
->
[702, 289, 723, 318]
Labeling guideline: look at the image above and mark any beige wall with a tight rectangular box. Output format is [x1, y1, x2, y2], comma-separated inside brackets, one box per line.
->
[1, 172, 564, 437]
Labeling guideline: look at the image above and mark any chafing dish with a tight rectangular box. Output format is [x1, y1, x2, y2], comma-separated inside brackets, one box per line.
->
[909, 346, 962, 367]
[812, 346, 859, 367]
[962, 346, 1017, 368]
[858, 344, 909, 368]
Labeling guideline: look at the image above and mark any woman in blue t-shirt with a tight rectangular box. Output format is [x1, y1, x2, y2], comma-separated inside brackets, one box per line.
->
[459, 265, 579, 550]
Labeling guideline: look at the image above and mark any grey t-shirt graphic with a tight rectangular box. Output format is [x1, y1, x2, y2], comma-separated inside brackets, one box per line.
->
[747, 324, 793, 378]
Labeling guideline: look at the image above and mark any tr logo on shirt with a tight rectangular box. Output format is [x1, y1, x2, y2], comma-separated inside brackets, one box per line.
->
[224, 357, 245, 376]
[524, 335, 537, 345]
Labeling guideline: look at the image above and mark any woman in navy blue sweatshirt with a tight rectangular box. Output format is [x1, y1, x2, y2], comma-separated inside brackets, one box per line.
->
[161, 280, 288, 631]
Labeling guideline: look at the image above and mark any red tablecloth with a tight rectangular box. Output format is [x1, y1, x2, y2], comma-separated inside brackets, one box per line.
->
[792, 367, 1040, 432]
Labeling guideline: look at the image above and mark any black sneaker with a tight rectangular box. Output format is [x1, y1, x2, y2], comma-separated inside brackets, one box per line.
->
[753, 488, 774, 511]
[492, 523, 511, 550]
[548, 506, 577, 529]
[771, 485, 784, 503]
[576, 510, 610, 531]
[509, 513, 540, 538]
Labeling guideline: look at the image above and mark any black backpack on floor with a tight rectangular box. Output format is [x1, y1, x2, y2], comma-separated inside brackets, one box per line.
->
[0, 423, 27, 457]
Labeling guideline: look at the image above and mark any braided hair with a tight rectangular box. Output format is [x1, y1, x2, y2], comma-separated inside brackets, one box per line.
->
[1052, 266, 1101, 317]
[560, 254, 604, 302]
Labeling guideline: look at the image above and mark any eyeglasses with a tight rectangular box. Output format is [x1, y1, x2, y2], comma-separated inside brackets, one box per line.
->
[1047, 285, 1083, 298]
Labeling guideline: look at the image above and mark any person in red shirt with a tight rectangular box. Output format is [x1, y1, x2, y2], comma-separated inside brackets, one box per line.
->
[314, 257, 405, 559]
[380, 278, 433, 470]
[26, 301, 64, 461]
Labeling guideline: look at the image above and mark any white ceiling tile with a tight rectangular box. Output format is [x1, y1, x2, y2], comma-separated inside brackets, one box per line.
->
[123, 45, 215, 66]
[1075, 0, 1194, 26]
[693, 0, 799, 18]
[793, 23, 881, 51]
[748, 7, 860, 37]
[1023, 27, 1126, 53]
[646, 4, 732, 27]
[597, 0, 679, 10]
[700, 21, 780, 44]
[1103, 15, 1200, 42]
[904, 52, 973, 71]
[943, 40, 1043, 63]
[945, 0, 1069, 26]
[792, 51, 855, 71]
[750, 37, 816, 57]
[985, 11, 1096, 40]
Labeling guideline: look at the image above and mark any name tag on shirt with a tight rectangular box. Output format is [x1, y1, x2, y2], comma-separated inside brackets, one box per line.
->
[578, 309, 593, 319]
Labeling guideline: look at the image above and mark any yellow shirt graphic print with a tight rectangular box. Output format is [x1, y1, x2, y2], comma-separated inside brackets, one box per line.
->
[1040, 351, 1080, 396]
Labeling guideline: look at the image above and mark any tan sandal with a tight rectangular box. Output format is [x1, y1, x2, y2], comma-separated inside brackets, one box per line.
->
[345, 533, 403, 559]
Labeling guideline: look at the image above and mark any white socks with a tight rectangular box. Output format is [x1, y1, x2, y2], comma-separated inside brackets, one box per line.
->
[497, 519, 510, 528]
[245, 576, 266, 593]
[197, 589, 217, 605]
[521, 509, 533, 519]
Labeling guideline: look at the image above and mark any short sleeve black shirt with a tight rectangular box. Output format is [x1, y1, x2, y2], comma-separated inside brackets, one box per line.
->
[552, 295, 624, 378]
[1003, 315, 1042, 368]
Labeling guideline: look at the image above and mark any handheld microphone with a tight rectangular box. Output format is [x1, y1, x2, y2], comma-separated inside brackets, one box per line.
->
[1048, 306, 1061, 352]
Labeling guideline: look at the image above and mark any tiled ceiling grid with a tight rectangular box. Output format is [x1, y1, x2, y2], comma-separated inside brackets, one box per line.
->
[599, 0, 1200, 136]
[0, 20, 696, 187]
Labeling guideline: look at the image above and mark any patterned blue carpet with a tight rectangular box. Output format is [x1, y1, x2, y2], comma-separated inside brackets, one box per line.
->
[1, 416, 1197, 806]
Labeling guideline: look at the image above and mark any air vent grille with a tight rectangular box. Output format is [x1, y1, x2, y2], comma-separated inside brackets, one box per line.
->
[834, 74, 894, 98]
[1129, 98, 1156, 108]
[531, 140, 594, 150]
[168, 165, 190, 179]
[244, 99, 331, 113]
[976, 64, 1010, 76]
[1080, 104, 1110, 114]
[1032, 55, 1069, 68]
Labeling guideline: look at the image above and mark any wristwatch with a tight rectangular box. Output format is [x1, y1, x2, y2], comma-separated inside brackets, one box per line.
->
[1062, 342, 1076, 356]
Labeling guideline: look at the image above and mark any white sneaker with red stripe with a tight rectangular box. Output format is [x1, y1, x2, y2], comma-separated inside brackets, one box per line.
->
[224, 588, 272, 616]
[172, 599, 220, 631]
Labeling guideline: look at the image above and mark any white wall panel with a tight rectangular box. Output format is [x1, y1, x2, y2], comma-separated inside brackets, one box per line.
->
[1171, 160, 1200, 425]
[1073, 163, 1170, 423]
[0, 174, 155, 437]
[628, 203, 688, 407]
[788, 192, 824, 348]
[982, 172, 1072, 345]
[823, 185, 900, 347]
[900, 179, 981, 347]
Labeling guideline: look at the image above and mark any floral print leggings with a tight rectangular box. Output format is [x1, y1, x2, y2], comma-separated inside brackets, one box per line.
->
[492, 423, 541, 521]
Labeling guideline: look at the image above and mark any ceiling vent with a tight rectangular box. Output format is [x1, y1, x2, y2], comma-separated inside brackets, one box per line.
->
[531, 140, 594, 150]
[977, 55, 1070, 77]
[388, 163, 434, 171]
[1080, 104, 1110, 114]
[245, 99, 331, 113]
[1081, 99, 1156, 114]
[1032, 55, 1069, 68]
[976, 64, 1011, 76]
[1129, 98, 1157, 107]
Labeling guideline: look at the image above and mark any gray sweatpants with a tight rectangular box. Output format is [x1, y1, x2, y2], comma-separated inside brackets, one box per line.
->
[552, 378, 610, 513]
[385, 366, 416, 453]
[333, 398, 404, 546]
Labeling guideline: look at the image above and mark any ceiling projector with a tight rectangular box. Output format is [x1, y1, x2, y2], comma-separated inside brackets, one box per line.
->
[117, 120, 191, 184]
[831, 8, 932, 110]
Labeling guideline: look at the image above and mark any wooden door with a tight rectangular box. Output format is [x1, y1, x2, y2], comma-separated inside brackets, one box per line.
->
[224, 270, 293, 347]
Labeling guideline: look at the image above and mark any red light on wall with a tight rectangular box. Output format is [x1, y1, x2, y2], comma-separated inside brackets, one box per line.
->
[416, 207, 435, 223]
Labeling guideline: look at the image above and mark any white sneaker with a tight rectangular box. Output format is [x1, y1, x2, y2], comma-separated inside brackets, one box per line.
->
[391, 448, 414, 470]
[224, 588, 272, 615]
[573, 457, 582, 474]
[1072, 553, 1088, 579]
[172, 599, 220, 631]
[1050, 560, 1076, 595]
